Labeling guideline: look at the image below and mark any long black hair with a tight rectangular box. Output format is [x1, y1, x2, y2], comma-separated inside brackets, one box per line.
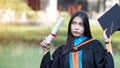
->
[62, 11, 92, 56]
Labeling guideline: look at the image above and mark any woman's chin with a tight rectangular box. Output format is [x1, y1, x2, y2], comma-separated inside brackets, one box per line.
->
[73, 34, 81, 37]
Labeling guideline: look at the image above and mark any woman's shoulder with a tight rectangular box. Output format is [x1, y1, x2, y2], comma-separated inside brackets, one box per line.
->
[89, 38, 105, 50]
[83, 38, 102, 46]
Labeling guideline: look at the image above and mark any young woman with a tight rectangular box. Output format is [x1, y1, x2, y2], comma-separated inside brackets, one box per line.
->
[40, 11, 114, 68]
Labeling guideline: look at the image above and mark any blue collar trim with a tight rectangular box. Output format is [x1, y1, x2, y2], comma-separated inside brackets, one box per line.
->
[74, 36, 88, 46]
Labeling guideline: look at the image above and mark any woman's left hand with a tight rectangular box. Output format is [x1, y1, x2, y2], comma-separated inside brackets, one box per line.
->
[103, 28, 109, 42]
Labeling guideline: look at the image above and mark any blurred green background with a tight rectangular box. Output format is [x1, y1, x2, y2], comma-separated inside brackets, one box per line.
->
[0, 0, 120, 68]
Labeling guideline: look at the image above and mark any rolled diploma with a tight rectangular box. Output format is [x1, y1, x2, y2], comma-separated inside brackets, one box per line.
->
[46, 17, 64, 43]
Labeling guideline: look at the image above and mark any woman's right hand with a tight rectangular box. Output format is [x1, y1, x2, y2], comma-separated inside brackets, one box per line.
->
[40, 38, 51, 54]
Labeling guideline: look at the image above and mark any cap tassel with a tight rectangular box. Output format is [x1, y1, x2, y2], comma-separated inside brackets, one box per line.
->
[107, 35, 112, 52]
[107, 21, 113, 53]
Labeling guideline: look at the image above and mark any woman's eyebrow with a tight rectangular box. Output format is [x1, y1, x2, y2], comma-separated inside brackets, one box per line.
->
[79, 22, 83, 23]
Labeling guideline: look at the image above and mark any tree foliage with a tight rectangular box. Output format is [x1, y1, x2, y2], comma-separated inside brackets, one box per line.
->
[0, 0, 31, 11]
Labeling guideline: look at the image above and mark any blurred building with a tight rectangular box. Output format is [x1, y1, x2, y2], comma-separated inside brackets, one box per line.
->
[1, 0, 119, 25]
[22, 0, 120, 16]
[23, 0, 49, 11]
[24, 0, 120, 16]
[57, 0, 120, 14]
[23, 0, 120, 12]
[23, 0, 40, 11]
[22, 0, 57, 25]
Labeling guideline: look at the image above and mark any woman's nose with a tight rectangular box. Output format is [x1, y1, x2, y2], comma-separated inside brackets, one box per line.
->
[75, 25, 79, 30]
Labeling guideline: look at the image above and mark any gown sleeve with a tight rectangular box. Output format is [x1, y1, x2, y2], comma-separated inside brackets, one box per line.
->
[40, 45, 63, 68]
[40, 52, 52, 68]
[94, 40, 114, 68]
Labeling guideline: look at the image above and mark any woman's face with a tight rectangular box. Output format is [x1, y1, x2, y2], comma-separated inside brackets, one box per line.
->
[71, 16, 84, 37]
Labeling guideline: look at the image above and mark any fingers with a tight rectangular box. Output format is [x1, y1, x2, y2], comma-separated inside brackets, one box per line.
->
[104, 28, 107, 32]
[40, 37, 49, 46]
[103, 29, 107, 38]
[40, 38, 51, 52]
[40, 39, 47, 47]
[103, 28, 107, 34]
[103, 28, 109, 42]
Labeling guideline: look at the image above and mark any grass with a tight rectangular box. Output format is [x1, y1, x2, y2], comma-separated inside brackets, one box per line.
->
[0, 42, 56, 68]
[0, 44, 41, 68]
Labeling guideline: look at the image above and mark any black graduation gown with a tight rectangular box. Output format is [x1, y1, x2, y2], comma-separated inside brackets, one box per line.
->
[40, 39, 114, 68]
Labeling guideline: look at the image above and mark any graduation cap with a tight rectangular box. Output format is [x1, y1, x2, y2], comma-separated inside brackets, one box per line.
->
[98, 3, 120, 52]
[98, 3, 120, 38]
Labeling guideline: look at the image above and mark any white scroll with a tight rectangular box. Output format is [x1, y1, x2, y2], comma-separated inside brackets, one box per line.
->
[46, 17, 64, 43]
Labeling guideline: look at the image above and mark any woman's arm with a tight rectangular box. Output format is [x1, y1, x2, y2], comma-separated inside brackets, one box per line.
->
[94, 40, 114, 68]
[40, 38, 63, 68]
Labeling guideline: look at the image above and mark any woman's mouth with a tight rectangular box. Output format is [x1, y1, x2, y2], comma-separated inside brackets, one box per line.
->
[73, 31, 79, 34]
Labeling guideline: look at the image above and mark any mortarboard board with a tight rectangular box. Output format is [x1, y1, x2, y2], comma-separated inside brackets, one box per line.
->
[98, 3, 120, 38]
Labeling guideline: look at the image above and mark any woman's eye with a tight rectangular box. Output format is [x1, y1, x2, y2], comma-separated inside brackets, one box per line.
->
[79, 23, 83, 26]
[72, 22, 75, 24]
